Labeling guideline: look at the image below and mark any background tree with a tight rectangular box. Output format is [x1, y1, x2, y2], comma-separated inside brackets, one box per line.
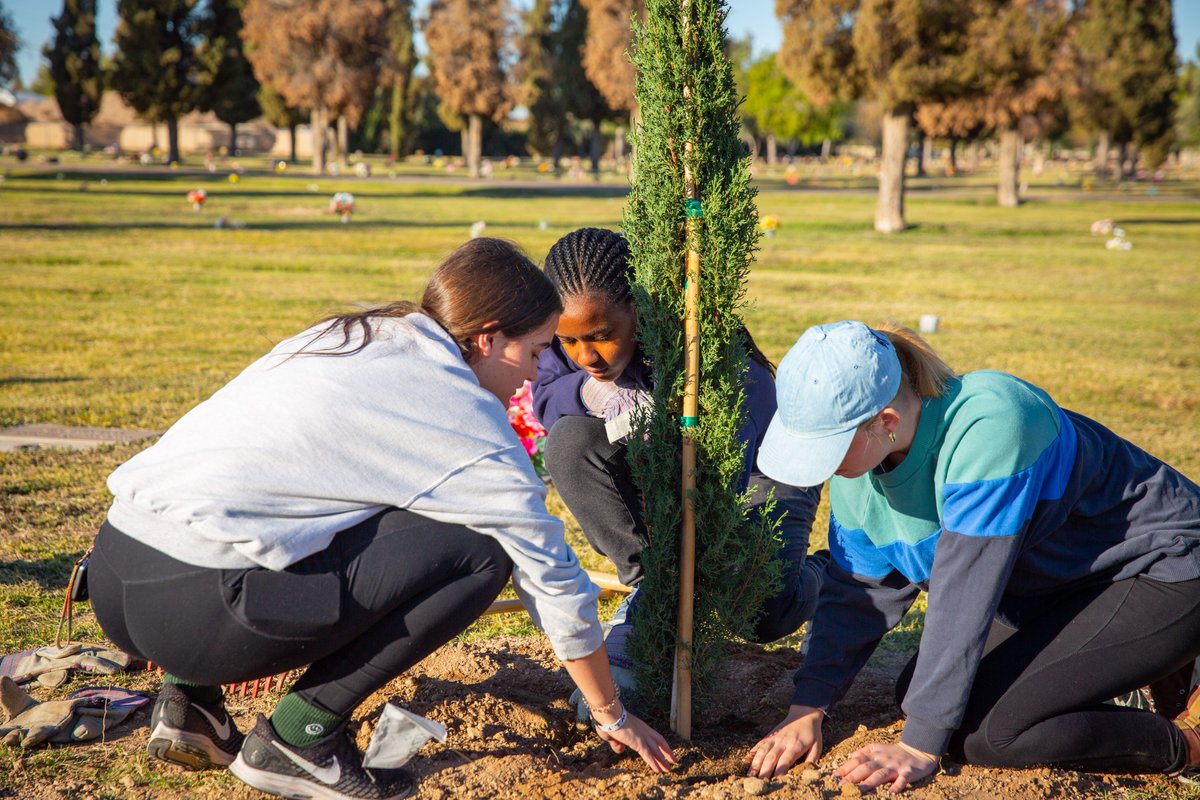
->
[580, 0, 641, 164]
[44, 0, 105, 152]
[517, 0, 568, 159]
[243, 0, 387, 175]
[111, 0, 202, 164]
[196, 0, 260, 155]
[0, 1, 18, 90]
[423, 0, 514, 178]
[1068, 0, 1179, 176]
[258, 83, 306, 162]
[1177, 46, 1200, 153]
[743, 52, 843, 164]
[559, 0, 614, 172]
[624, 0, 783, 719]
[776, 0, 972, 232]
[383, 0, 416, 159]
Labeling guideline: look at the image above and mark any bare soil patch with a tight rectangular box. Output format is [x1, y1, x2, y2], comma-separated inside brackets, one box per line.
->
[2, 635, 1189, 800]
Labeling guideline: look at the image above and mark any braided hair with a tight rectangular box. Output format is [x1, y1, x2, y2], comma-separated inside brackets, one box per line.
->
[543, 227, 634, 306]
[542, 227, 776, 376]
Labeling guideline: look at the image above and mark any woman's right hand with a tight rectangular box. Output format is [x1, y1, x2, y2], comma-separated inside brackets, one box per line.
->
[746, 704, 824, 778]
[593, 710, 677, 772]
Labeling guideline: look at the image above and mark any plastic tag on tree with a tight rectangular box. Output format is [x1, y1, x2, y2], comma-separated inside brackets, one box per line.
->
[362, 704, 447, 769]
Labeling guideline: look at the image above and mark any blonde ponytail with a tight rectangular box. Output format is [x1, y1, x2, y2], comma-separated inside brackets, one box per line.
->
[877, 322, 954, 399]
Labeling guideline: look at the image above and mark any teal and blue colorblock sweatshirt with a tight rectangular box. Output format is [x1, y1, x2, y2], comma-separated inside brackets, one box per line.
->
[794, 371, 1200, 755]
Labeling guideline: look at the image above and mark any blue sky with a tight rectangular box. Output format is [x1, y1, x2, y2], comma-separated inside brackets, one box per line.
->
[7, 0, 1200, 91]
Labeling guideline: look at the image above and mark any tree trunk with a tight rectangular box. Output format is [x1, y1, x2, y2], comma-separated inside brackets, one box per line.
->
[948, 137, 958, 173]
[614, 125, 626, 164]
[229, 122, 238, 156]
[821, 137, 831, 162]
[166, 116, 181, 165]
[589, 119, 602, 174]
[288, 123, 297, 163]
[766, 134, 777, 166]
[389, 72, 412, 159]
[997, 124, 1022, 208]
[337, 116, 349, 166]
[311, 106, 327, 176]
[875, 109, 908, 233]
[915, 131, 927, 177]
[467, 113, 482, 178]
[73, 123, 85, 153]
[967, 140, 980, 172]
[1094, 129, 1110, 179]
[552, 134, 565, 176]
[329, 117, 343, 167]
[460, 127, 469, 161]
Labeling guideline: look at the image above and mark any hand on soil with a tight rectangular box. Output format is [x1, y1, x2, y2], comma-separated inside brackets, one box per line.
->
[834, 741, 939, 793]
[746, 704, 824, 778]
[596, 712, 677, 772]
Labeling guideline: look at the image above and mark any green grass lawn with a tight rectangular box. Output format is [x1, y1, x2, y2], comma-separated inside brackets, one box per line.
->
[1, 159, 1198, 765]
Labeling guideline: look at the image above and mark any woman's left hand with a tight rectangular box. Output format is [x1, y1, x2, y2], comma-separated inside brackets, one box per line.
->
[834, 741, 939, 793]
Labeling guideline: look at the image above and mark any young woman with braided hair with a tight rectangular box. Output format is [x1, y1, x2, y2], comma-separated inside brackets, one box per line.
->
[89, 238, 675, 800]
[531, 227, 828, 684]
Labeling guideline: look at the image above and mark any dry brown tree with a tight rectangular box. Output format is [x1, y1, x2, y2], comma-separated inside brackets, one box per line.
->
[776, 0, 972, 232]
[423, 0, 515, 178]
[242, 0, 386, 175]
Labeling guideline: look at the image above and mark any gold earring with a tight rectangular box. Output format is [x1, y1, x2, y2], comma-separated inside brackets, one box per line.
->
[888, 431, 896, 443]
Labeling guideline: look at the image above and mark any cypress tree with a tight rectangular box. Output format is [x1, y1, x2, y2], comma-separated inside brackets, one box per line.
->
[517, 0, 566, 159]
[44, 0, 105, 153]
[0, 2, 19, 91]
[383, 0, 416, 159]
[196, 0, 260, 155]
[623, 0, 783, 720]
[112, 0, 202, 165]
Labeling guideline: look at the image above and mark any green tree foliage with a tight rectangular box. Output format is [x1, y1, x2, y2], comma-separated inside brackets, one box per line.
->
[1068, 0, 1178, 171]
[196, 0, 260, 154]
[518, 0, 567, 158]
[258, 83, 306, 162]
[423, 0, 514, 177]
[561, 0, 615, 171]
[111, 0, 202, 164]
[45, 0, 105, 152]
[743, 53, 843, 163]
[1177, 47, 1200, 151]
[0, 2, 18, 90]
[623, 0, 783, 719]
[383, 0, 417, 159]
[776, 0, 972, 232]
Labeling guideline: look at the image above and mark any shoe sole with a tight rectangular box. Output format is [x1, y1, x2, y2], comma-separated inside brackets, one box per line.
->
[147, 722, 236, 770]
[229, 753, 414, 800]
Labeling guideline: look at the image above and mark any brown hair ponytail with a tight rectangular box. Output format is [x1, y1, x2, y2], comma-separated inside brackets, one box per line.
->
[876, 322, 954, 398]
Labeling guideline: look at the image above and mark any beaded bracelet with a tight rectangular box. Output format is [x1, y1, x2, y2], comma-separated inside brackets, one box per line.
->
[592, 705, 628, 733]
[585, 684, 621, 716]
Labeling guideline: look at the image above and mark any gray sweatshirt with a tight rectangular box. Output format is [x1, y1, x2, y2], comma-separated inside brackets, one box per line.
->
[107, 313, 602, 660]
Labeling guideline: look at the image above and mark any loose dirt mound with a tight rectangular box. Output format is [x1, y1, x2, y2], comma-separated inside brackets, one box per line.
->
[4, 636, 1190, 799]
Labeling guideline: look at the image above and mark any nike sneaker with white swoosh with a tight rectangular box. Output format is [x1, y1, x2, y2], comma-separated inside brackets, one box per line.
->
[230, 714, 414, 800]
[147, 682, 245, 769]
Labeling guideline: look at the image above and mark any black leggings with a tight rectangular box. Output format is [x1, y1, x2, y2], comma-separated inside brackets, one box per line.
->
[896, 574, 1200, 774]
[542, 413, 825, 643]
[89, 509, 512, 718]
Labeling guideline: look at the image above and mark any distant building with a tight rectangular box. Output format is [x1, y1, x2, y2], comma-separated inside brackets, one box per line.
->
[0, 90, 312, 158]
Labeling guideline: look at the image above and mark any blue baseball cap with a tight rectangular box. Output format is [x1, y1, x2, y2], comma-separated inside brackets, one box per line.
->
[758, 321, 902, 487]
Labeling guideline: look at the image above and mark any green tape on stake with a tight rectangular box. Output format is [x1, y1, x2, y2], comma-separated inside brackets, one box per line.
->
[684, 199, 703, 218]
[681, 416, 699, 428]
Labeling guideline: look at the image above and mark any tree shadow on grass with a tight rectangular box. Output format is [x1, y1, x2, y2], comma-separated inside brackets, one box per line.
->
[0, 219, 558, 233]
[0, 551, 84, 591]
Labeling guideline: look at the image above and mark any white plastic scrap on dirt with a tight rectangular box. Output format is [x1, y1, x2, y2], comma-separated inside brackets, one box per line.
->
[362, 704, 447, 769]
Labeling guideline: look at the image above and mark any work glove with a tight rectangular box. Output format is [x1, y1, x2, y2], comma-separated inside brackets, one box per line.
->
[0, 642, 132, 689]
[0, 677, 146, 748]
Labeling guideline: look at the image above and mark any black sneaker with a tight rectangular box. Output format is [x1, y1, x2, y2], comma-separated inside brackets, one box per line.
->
[147, 682, 244, 769]
[230, 714, 415, 800]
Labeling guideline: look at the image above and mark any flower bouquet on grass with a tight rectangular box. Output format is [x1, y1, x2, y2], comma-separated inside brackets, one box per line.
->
[330, 192, 355, 223]
[507, 380, 548, 477]
[187, 189, 207, 211]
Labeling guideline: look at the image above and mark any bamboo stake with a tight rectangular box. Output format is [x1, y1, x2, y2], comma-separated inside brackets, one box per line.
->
[671, 1, 702, 730]
[481, 572, 632, 617]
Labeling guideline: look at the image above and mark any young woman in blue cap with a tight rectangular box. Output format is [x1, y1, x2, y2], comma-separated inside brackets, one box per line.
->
[746, 320, 1200, 792]
[530, 227, 828, 683]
